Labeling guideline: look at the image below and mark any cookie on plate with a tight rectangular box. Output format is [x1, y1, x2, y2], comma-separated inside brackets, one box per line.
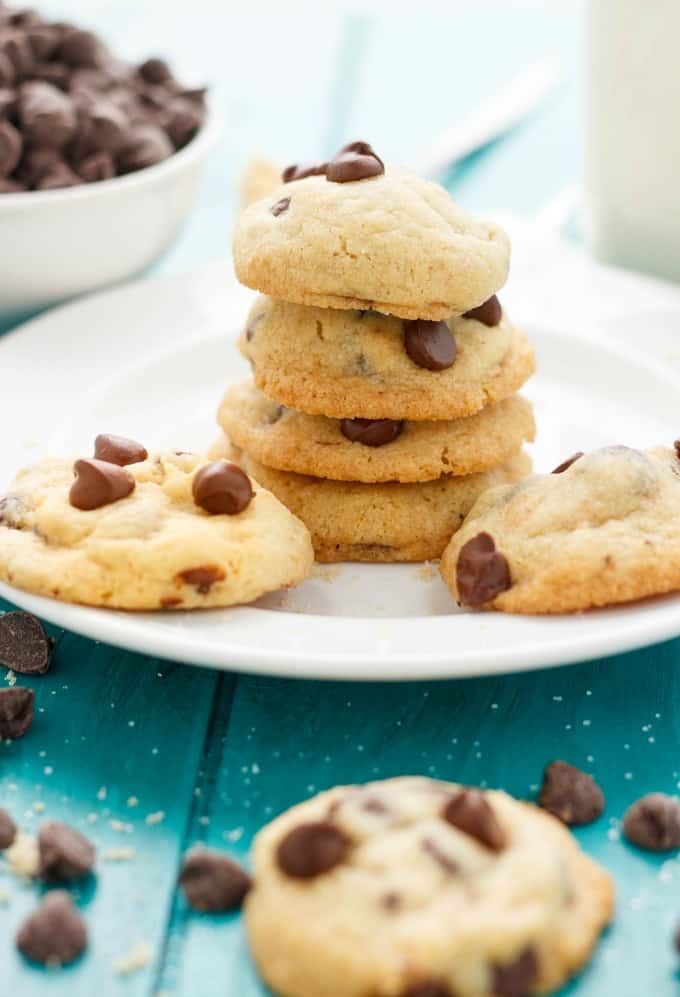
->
[218, 380, 535, 484]
[233, 149, 510, 320]
[0, 440, 313, 610]
[211, 437, 531, 563]
[239, 296, 534, 421]
[245, 776, 614, 997]
[441, 444, 680, 613]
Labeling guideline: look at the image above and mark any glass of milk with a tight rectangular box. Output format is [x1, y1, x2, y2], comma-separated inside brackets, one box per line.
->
[586, 0, 680, 282]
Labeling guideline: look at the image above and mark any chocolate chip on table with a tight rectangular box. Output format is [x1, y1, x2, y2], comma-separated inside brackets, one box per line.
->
[0, 610, 53, 674]
[276, 821, 350, 878]
[463, 295, 503, 327]
[16, 890, 87, 965]
[0, 807, 17, 849]
[401, 983, 452, 997]
[538, 761, 604, 826]
[0, 686, 34, 739]
[192, 461, 254, 515]
[69, 457, 135, 511]
[340, 418, 404, 447]
[326, 139, 384, 183]
[492, 947, 538, 997]
[0, 118, 22, 176]
[282, 161, 328, 182]
[623, 793, 680, 851]
[179, 848, 251, 912]
[404, 320, 457, 371]
[551, 452, 584, 474]
[38, 820, 96, 881]
[456, 532, 511, 608]
[270, 195, 290, 217]
[442, 789, 506, 851]
[94, 433, 148, 466]
[18, 80, 77, 149]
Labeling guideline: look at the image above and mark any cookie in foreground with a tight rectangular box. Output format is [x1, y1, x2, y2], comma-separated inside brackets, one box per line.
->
[441, 444, 680, 613]
[245, 776, 614, 997]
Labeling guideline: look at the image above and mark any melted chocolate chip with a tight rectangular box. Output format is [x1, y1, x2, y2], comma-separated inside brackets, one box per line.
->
[0, 611, 53, 674]
[179, 848, 251, 912]
[340, 418, 403, 447]
[442, 789, 506, 851]
[326, 140, 384, 183]
[270, 196, 290, 216]
[69, 458, 135, 511]
[381, 891, 401, 912]
[0, 686, 34, 739]
[492, 947, 538, 997]
[0, 807, 17, 849]
[623, 793, 680, 851]
[401, 982, 452, 997]
[16, 890, 87, 965]
[94, 433, 148, 467]
[192, 461, 254, 515]
[404, 320, 457, 371]
[463, 295, 502, 327]
[361, 796, 389, 815]
[538, 761, 604, 826]
[178, 566, 226, 594]
[276, 821, 350, 878]
[282, 161, 327, 182]
[456, 532, 511, 607]
[551, 452, 584, 474]
[38, 821, 95, 882]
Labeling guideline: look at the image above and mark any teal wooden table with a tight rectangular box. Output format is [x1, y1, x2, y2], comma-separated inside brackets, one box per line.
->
[2, 2, 678, 994]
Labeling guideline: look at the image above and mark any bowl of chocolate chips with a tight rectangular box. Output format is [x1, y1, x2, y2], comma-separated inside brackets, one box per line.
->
[0, 3, 218, 319]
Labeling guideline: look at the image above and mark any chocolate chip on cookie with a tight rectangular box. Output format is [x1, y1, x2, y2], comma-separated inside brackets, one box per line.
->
[623, 793, 680, 851]
[179, 848, 251, 912]
[492, 947, 538, 997]
[552, 452, 584, 474]
[38, 821, 95, 882]
[276, 821, 350, 878]
[421, 836, 459, 875]
[177, 565, 226, 594]
[674, 439, 680, 460]
[0, 807, 17, 849]
[326, 140, 384, 183]
[192, 461, 254, 515]
[69, 458, 135, 510]
[340, 418, 404, 447]
[404, 320, 457, 371]
[282, 161, 328, 182]
[442, 789, 506, 851]
[0, 610, 53, 674]
[270, 196, 290, 216]
[401, 982, 452, 997]
[0, 686, 34, 739]
[94, 434, 148, 467]
[463, 295, 502, 327]
[456, 532, 511, 607]
[16, 890, 87, 965]
[538, 761, 604, 826]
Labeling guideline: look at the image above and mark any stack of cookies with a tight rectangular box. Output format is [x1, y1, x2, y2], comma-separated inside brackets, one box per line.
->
[214, 141, 536, 563]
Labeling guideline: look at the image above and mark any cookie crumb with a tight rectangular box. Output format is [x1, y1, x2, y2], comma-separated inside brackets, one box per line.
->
[103, 847, 135, 862]
[416, 562, 437, 582]
[312, 565, 342, 583]
[109, 819, 134, 834]
[5, 670, 16, 686]
[115, 940, 152, 975]
[96, 786, 107, 801]
[145, 811, 165, 826]
[6, 832, 39, 879]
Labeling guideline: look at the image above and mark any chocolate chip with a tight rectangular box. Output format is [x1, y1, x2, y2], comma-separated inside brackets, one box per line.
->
[192, 461, 254, 515]
[551, 452, 583, 474]
[179, 848, 251, 911]
[674, 921, 680, 954]
[77, 150, 114, 182]
[33, 60, 69, 89]
[538, 761, 604, 826]
[80, 95, 129, 153]
[0, 175, 23, 191]
[0, 50, 16, 87]
[38, 821, 95, 881]
[0, 686, 34, 739]
[401, 983, 452, 997]
[492, 947, 538, 997]
[165, 96, 202, 148]
[27, 25, 59, 61]
[326, 139, 384, 183]
[463, 295, 502, 327]
[94, 434, 148, 466]
[456, 532, 511, 607]
[674, 439, 680, 461]
[34, 158, 79, 189]
[282, 161, 327, 182]
[16, 890, 87, 965]
[117, 122, 173, 172]
[404, 320, 457, 371]
[15, 144, 58, 185]
[0, 807, 17, 849]
[177, 566, 226, 594]
[0, 610, 52, 674]
[276, 821, 350, 878]
[69, 458, 135, 511]
[421, 836, 459, 874]
[0, 118, 21, 175]
[138, 57, 172, 85]
[442, 789, 506, 851]
[270, 195, 290, 216]
[623, 793, 680, 851]
[2, 31, 34, 80]
[340, 418, 403, 447]
[381, 891, 401, 912]
[58, 29, 102, 68]
[18, 80, 77, 148]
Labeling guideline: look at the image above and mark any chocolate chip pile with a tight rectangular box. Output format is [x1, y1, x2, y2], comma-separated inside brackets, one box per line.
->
[0, 2, 206, 192]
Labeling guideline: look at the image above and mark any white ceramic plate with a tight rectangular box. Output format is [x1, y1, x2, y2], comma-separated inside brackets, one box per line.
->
[3, 259, 680, 681]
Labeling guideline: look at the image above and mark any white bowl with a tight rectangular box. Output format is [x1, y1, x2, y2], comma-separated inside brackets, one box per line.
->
[0, 107, 220, 323]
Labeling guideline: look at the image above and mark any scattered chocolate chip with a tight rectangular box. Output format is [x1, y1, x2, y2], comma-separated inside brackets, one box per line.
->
[463, 295, 502, 327]
[282, 161, 327, 182]
[538, 761, 604, 826]
[492, 947, 538, 997]
[177, 566, 226, 594]
[192, 461, 254, 515]
[340, 418, 403, 447]
[94, 433, 148, 466]
[623, 793, 680, 851]
[404, 319, 457, 371]
[551, 452, 584, 474]
[401, 983, 452, 997]
[69, 458, 135, 511]
[179, 848, 251, 912]
[16, 890, 87, 965]
[18, 80, 77, 148]
[421, 836, 459, 875]
[326, 139, 384, 183]
[138, 57, 172, 85]
[38, 821, 95, 881]
[0, 610, 53, 674]
[0, 118, 22, 176]
[0, 807, 17, 849]
[270, 195, 290, 216]
[456, 532, 511, 607]
[276, 821, 350, 878]
[442, 789, 505, 851]
[0, 686, 34, 739]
